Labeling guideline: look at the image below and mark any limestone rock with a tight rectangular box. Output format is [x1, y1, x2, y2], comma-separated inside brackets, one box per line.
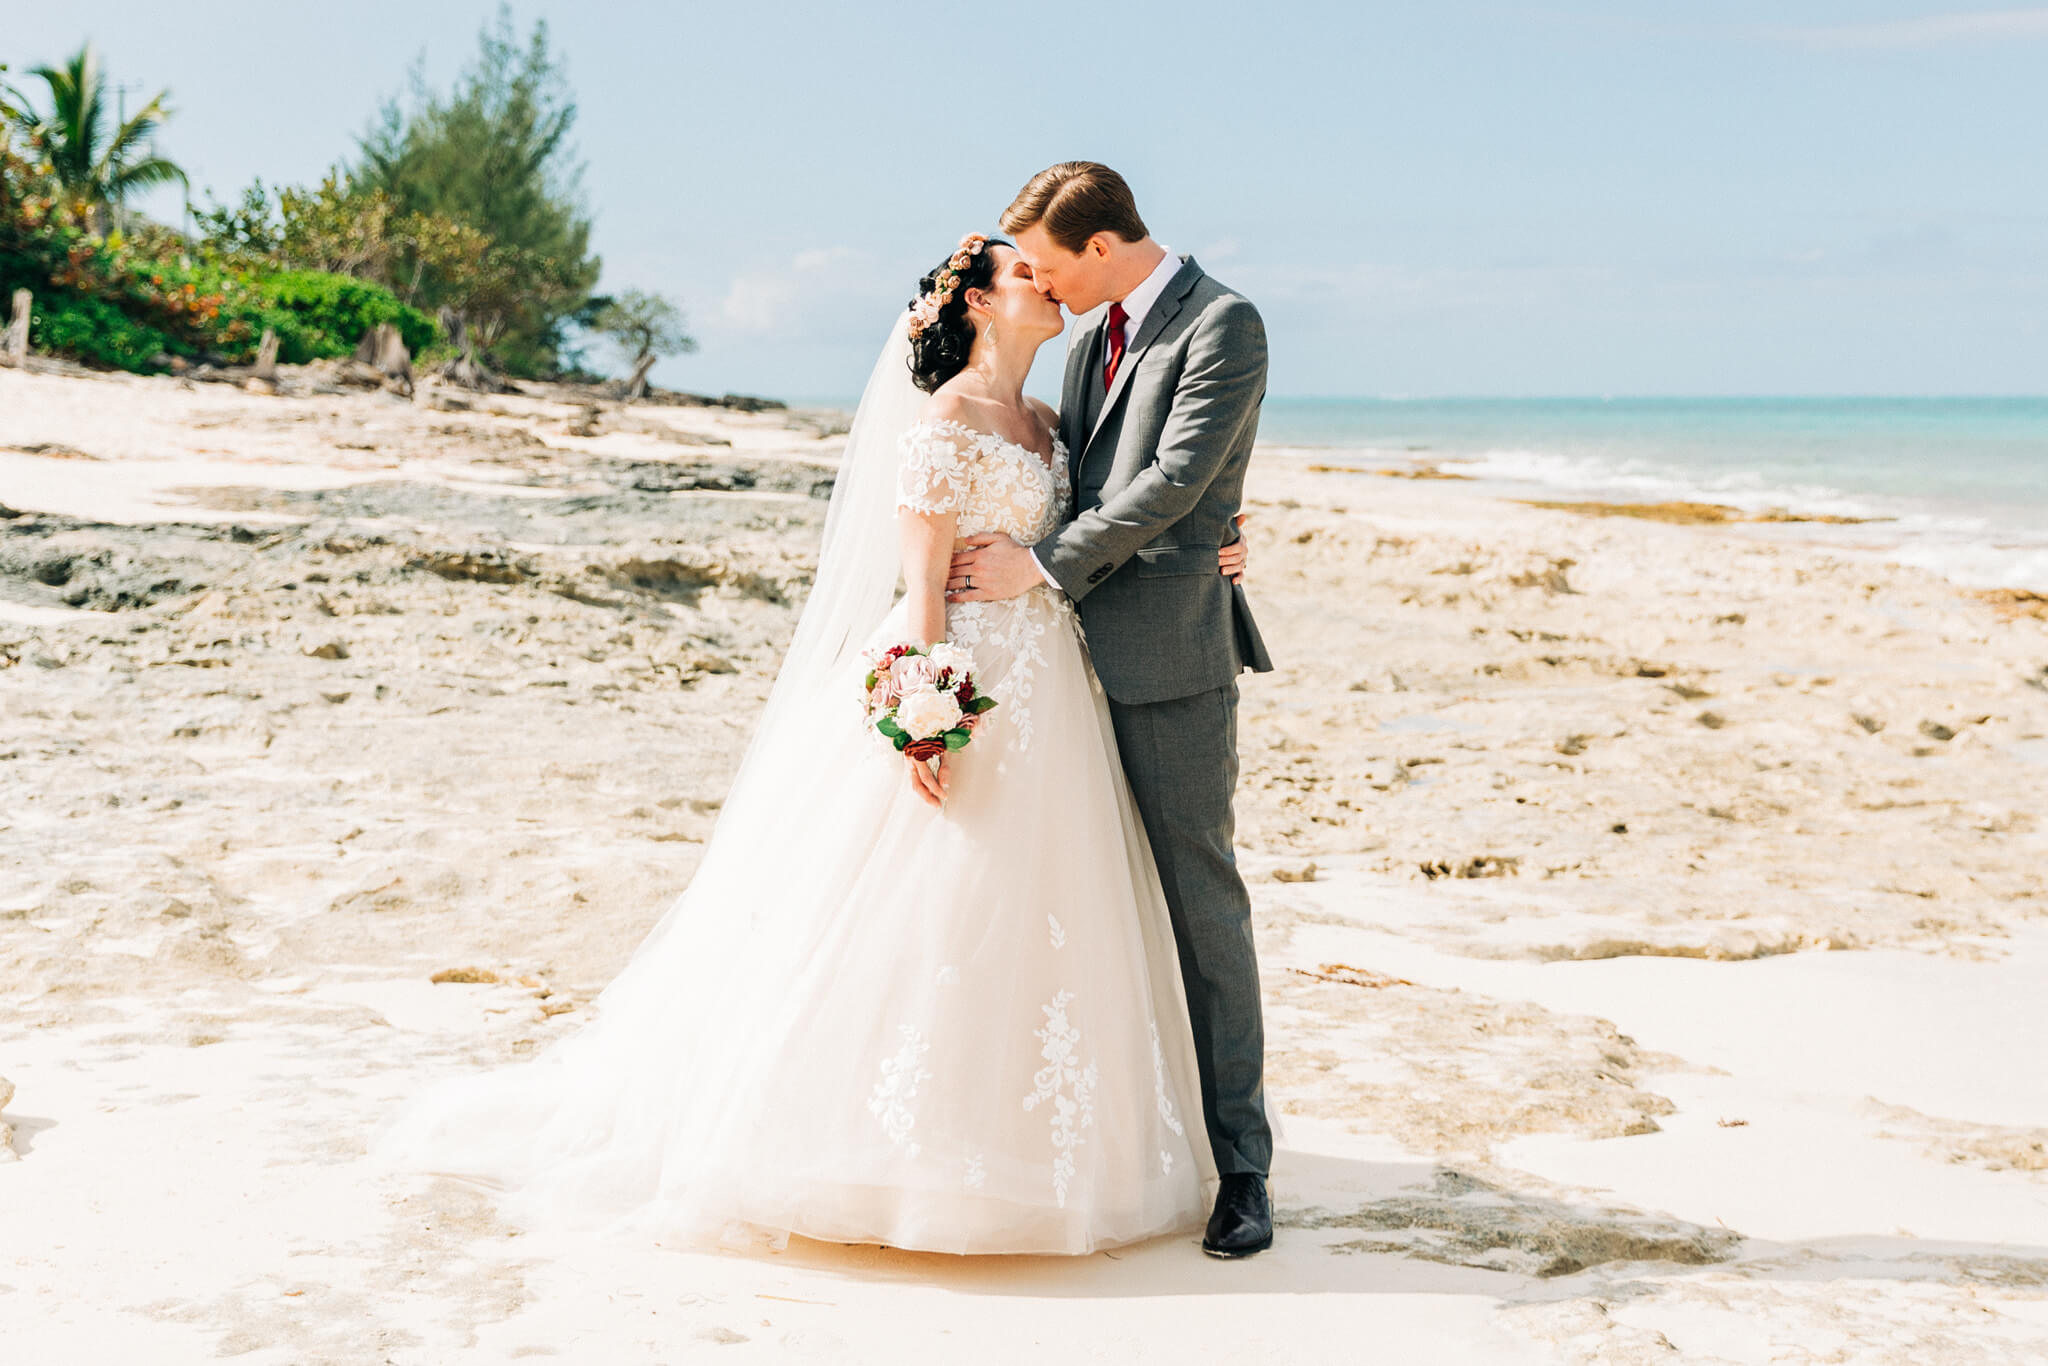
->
[431, 967, 500, 984]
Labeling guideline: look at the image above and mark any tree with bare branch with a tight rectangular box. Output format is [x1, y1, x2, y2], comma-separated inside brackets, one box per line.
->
[590, 288, 696, 400]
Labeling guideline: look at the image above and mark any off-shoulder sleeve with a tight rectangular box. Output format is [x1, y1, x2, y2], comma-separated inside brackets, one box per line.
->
[895, 421, 974, 516]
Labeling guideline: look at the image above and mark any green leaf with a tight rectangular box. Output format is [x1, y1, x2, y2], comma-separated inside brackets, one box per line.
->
[944, 729, 971, 750]
[876, 715, 904, 739]
[968, 696, 998, 714]
[890, 733, 910, 752]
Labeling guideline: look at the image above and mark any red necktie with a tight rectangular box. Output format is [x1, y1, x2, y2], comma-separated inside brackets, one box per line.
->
[1103, 301, 1129, 392]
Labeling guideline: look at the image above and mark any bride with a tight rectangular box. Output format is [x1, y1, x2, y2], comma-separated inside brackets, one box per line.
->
[372, 233, 1251, 1255]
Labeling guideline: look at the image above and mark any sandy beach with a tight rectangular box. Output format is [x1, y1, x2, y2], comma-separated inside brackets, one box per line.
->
[4, 360, 2046, 1362]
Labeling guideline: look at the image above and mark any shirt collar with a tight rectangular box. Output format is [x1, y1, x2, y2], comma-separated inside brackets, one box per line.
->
[1113, 244, 1179, 335]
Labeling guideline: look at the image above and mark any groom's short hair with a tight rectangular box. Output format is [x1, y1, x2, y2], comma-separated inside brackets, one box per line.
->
[1001, 162, 1149, 254]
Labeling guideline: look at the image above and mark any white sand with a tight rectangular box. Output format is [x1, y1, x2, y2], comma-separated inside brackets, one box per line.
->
[3, 362, 2045, 1361]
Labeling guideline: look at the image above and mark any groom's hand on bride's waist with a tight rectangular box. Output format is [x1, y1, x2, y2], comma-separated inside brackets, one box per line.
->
[946, 534, 1041, 604]
[1220, 512, 1250, 584]
[950, 514, 1254, 601]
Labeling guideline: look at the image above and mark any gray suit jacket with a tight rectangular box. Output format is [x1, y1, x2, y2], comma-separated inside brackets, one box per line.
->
[1034, 255, 1275, 705]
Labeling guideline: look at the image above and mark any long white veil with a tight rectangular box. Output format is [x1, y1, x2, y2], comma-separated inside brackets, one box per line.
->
[612, 309, 923, 971]
[753, 310, 922, 716]
[371, 314, 934, 1221]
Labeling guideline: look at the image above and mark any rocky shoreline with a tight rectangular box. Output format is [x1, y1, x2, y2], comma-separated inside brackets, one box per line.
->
[4, 361, 2046, 1362]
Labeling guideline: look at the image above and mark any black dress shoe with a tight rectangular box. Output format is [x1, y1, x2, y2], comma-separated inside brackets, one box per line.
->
[1202, 1172, 1273, 1258]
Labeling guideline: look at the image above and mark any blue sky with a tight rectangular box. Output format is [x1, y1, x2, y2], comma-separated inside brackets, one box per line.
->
[4, 2, 2044, 398]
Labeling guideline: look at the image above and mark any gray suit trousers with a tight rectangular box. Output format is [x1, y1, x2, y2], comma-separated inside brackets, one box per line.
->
[1108, 679, 1273, 1178]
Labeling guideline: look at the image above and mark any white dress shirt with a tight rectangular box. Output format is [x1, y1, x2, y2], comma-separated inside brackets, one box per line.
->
[1028, 244, 1179, 588]
[1108, 243, 1180, 355]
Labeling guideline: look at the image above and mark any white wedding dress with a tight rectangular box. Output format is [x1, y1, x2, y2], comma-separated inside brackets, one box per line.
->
[372, 323, 1216, 1255]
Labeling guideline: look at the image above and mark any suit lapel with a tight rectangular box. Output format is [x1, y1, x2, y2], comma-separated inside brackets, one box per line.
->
[1084, 255, 1201, 452]
[1069, 313, 1106, 484]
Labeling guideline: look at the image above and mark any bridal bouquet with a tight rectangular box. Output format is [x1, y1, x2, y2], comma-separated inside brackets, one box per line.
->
[861, 642, 997, 761]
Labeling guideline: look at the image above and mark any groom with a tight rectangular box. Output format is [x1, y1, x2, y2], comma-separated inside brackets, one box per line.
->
[947, 161, 1276, 1258]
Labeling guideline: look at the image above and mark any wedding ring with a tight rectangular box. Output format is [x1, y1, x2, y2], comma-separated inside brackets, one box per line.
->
[965, 575, 973, 590]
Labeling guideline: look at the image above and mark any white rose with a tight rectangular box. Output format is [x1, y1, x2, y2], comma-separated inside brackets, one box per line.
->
[891, 652, 942, 694]
[927, 643, 975, 679]
[896, 688, 964, 741]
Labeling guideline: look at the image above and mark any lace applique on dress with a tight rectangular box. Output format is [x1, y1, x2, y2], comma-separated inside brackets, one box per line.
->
[868, 1025, 933, 1157]
[894, 418, 1065, 542]
[1022, 989, 1098, 1207]
[944, 600, 1054, 751]
[895, 423, 976, 517]
[1149, 1022, 1186, 1175]
[892, 418, 1074, 753]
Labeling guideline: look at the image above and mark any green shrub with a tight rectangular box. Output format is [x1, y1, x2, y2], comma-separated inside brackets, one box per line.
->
[29, 292, 170, 371]
[258, 269, 436, 359]
[4, 146, 434, 370]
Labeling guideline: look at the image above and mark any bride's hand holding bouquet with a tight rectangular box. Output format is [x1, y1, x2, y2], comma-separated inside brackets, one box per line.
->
[862, 641, 997, 809]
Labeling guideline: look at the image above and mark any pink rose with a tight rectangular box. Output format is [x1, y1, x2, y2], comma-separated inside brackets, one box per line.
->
[891, 652, 942, 694]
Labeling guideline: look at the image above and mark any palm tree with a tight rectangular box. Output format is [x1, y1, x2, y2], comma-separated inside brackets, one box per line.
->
[10, 44, 184, 233]
[0, 64, 25, 125]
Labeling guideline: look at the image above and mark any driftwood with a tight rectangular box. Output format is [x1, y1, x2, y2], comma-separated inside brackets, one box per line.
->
[350, 323, 414, 396]
[375, 325, 413, 386]
[244, 328, 280, 394]
[2, 290, 28, 367]
[433, 308, 510, 393]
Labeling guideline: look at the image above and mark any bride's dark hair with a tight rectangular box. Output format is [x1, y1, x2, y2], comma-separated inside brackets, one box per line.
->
[906, 238, 1010, 394]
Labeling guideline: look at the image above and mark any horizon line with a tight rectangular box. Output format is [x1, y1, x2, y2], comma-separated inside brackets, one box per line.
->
[772, 391, 2048, 409]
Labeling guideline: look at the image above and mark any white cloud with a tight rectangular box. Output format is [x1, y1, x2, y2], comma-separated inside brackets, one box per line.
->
[717, 245, 877, 338]
[1766, 8, 2048, 48]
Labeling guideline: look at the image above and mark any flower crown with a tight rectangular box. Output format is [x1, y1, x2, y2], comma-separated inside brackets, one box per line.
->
[907, 233, 989, 338]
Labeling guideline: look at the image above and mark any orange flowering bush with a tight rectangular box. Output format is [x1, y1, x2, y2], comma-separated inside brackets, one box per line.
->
[2, 143, 431, 370]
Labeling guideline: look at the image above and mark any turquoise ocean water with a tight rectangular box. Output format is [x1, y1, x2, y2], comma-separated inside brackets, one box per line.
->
[1254, 398, 2048, 592]
[787, 394, 2048, 591]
